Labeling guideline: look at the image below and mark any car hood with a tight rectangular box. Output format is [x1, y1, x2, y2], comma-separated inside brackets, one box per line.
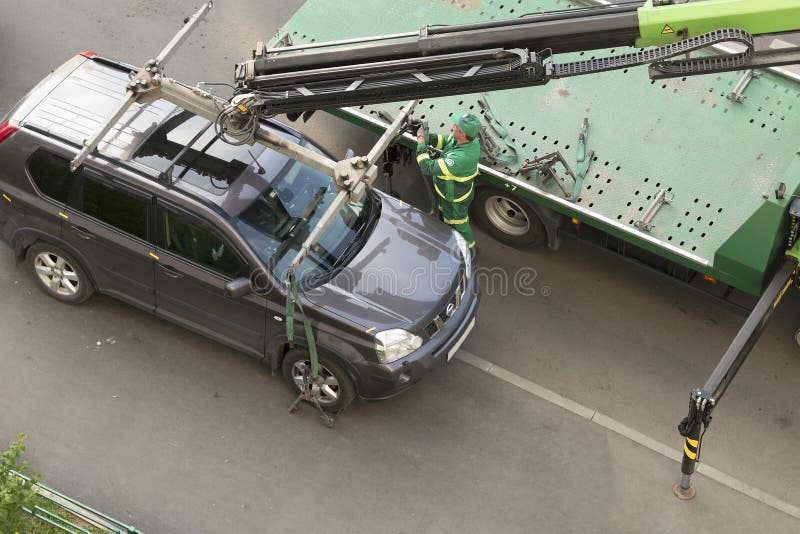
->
[305, 192, 463, 330]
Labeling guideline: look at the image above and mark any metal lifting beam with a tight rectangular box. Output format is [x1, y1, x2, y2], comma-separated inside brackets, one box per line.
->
[70, 1, 344, 178]
[284, 100, 417, 273]
[71, 1, 214, 171]
[152, 79, 336, 176]
[69, 1, 410, 277]
[674, 255, 799, 500]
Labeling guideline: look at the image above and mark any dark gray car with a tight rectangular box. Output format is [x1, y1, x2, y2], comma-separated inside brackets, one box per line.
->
[0, 53, 479, 410]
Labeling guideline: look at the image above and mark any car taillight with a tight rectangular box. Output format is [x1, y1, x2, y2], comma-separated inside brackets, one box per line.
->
[80, 51, 98, 58]
[0, 120, 20, 145]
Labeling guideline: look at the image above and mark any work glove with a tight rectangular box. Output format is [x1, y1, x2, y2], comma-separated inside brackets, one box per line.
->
[416, 121, 429, 140]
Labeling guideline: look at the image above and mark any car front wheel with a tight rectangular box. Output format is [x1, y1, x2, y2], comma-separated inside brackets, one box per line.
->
[27, 243, 94, 304]
[281, 348, 356, 412]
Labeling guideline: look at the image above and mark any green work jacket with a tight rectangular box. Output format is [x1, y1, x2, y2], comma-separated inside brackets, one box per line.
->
[416, 134, 480, 204]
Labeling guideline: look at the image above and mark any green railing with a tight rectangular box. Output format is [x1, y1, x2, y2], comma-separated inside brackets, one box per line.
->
[12, 470, 143, 534]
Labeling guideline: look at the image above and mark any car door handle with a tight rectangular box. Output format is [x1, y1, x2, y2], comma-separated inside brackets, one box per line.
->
[70, 225, 95, 240]
[158, 263, 184, 278]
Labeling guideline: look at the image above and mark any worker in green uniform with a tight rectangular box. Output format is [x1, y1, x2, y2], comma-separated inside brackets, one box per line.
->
[416, 112, 481, 251]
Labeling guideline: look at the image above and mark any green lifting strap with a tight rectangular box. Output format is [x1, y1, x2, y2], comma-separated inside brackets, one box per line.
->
[285, 270, 320, 378]
[573, 117, 594, 200]
[477, 94, 519, 165]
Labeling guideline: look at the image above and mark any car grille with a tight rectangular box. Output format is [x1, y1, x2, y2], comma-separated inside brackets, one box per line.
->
[425, 269, 467, 339]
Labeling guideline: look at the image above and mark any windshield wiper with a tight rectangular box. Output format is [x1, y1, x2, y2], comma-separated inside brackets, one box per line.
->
[329, 193, 376, 271]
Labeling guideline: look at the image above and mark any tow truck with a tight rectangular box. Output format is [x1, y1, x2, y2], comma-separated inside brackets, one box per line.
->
[65, 0, 800, 499]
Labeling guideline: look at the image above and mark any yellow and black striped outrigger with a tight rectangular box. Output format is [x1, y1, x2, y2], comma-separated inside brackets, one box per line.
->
[674, 252, 800, 499]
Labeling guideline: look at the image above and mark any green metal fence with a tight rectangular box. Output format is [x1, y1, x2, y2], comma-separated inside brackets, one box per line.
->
[12, 470, 143, 534]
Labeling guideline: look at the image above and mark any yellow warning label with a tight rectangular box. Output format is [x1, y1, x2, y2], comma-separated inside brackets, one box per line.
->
[772, 276, 794, 310]
[661, 24, 675, 35]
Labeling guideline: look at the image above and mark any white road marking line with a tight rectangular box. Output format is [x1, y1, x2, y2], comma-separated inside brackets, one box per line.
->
[458, 350, 595, 420]
[455, 349, 800, 521]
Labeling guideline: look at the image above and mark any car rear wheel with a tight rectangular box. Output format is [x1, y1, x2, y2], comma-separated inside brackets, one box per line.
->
[27, 243, 94, 304]
[472, 187, 547, 247]
[281, 348, 356, 412]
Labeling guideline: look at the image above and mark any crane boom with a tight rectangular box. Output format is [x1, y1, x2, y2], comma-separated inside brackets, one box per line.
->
[232, 0, 800, 116]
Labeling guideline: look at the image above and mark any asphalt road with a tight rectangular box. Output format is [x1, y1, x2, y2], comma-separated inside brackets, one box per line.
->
[1, 1, 799, 533]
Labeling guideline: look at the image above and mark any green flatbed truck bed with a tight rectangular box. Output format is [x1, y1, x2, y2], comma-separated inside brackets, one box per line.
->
[269, 0, 800, 296]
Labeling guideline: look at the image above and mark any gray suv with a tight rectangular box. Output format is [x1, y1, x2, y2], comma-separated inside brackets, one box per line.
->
[0, 53, 478, 410]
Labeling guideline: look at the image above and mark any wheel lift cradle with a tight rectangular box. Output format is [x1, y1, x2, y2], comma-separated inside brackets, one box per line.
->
[262, 0, 800, 496]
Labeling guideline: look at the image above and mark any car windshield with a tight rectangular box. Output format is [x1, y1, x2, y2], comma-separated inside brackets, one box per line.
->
[131, 108, 377, 285]
[232, 154, 377, 284]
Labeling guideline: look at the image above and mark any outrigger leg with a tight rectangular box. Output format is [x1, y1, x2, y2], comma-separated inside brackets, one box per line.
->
[675, 254, 799, 498]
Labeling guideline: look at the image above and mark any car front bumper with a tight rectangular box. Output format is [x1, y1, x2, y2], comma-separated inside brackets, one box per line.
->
[354, 261, 480, 401]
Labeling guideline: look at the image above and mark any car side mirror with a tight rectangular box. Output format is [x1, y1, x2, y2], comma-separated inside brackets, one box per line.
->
[344, 148, 355, 160]
[225, 277, 252, 298]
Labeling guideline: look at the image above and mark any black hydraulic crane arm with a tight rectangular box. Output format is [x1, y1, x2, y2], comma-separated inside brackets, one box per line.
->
[232, 0, 800, 116]
[253, 3, 644, 73]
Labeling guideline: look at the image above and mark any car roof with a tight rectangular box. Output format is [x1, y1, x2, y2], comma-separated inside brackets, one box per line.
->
[24, 57, 177, 162]
[20, 55, 310, 214]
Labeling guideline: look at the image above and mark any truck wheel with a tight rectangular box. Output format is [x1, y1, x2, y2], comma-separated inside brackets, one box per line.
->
[794, 328, 800, 348]
[472, 187, 547, 247]
[27, 243, 94, 304]
[281, 348, 356, 412]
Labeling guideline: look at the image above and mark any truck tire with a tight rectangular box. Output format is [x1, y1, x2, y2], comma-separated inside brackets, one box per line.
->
[472, 187, 547, 248]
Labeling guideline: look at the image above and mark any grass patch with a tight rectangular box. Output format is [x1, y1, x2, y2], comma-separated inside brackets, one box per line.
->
[27, 495, 105, 533]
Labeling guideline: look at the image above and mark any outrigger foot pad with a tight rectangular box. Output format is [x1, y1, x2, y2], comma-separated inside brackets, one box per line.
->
[673, 482, 697, 501]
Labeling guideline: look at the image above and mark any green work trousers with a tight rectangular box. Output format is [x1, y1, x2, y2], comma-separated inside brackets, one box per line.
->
[438, 192, 475, 250]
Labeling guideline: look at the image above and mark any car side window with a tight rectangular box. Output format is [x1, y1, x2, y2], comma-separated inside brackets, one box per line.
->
[159, 205, 249, 279]
[27, 150, 77, 203]
[80, 175, 149, 240]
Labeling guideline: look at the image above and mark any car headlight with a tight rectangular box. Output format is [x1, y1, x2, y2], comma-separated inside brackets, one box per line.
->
[375, 329, 422, 364]
[453, 231, 471, 278]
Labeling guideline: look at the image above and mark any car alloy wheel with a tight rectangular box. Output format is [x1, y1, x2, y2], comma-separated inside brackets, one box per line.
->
[34, 251, 80, 297]
[289, 359, 343, 406]
[281, 348, 356, 411]
[27, 243, 93, 304]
